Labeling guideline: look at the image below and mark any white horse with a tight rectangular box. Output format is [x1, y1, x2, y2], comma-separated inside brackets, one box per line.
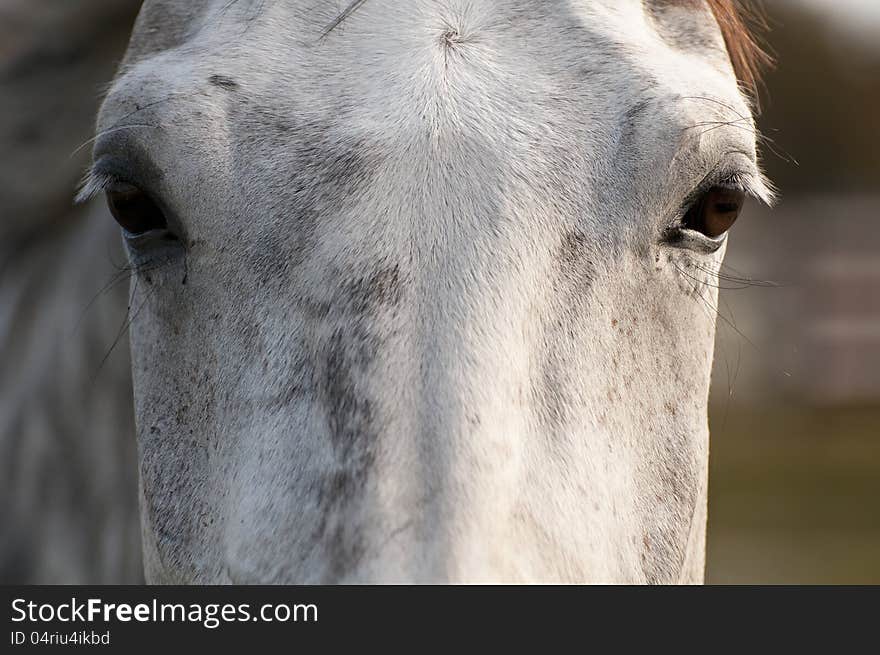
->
[79, 0, 773, 583]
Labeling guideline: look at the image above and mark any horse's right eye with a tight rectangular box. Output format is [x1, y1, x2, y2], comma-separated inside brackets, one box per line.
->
[106, 184, 167, 236]
[682, 187, 745, 239]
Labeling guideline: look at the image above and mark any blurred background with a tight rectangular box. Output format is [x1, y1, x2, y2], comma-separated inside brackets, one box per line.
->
[705, 0, 880, 583]
[0, 1, 877, 584]
[0, 0, 143, 583]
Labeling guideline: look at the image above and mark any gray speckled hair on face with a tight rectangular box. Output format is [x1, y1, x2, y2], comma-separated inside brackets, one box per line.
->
[86, 0, 772, 583]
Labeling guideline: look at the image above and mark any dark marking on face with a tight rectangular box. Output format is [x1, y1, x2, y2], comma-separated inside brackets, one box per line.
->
[559, 231, 591, 267]
[309, 276, 394, 580]
[624, 99, 652, 124]
[231, 104, 382, 287]
[638, 426, 701, 584]
[222, 90, 396, 580]
[323, 327, 376, 462]
[348, 265, 402, 314]
[314, 469, 369, 582]
[208, 74, 239, 91]
[538, 361, 569, 432]
[305, 259, 406, 580]
[558, 230, 600, 297]
[614, 95, 659, 169]
[532, 230, 601, 437]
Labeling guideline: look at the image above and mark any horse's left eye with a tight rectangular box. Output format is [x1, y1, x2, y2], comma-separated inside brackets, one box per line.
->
[683, 187, 745, 238]
[106, 184, 167, 236]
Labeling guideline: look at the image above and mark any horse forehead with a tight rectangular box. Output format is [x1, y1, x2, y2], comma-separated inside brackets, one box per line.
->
[124, 0, 725, 71]
[118, 0, 737, 130]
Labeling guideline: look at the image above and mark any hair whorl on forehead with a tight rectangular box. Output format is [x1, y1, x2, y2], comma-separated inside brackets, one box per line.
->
[326, 1, 771, 94]
[703, 0, 772, 96]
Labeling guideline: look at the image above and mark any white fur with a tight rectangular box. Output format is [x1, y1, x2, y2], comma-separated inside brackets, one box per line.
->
[88, 0, 769, 583]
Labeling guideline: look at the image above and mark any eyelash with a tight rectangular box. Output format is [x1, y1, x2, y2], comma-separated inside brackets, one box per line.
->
[76, 169, 129, 205]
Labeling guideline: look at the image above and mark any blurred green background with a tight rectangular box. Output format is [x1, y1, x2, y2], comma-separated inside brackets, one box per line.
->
[705, 1, 880, 583]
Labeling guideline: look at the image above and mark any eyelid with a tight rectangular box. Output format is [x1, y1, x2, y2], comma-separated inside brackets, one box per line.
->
[76, 159, 139, 205]
[695, 154, 777, 207]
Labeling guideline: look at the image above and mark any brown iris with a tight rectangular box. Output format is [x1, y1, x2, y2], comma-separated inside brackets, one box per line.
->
[683, 187, 745, 239]
[106, 184, 167, 235]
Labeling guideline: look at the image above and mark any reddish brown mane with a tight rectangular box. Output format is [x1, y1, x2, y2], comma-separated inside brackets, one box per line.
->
[705, 0, 771, 95]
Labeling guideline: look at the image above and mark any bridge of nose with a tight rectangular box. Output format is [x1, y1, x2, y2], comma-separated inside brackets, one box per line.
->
[213, 250, 557, 582]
